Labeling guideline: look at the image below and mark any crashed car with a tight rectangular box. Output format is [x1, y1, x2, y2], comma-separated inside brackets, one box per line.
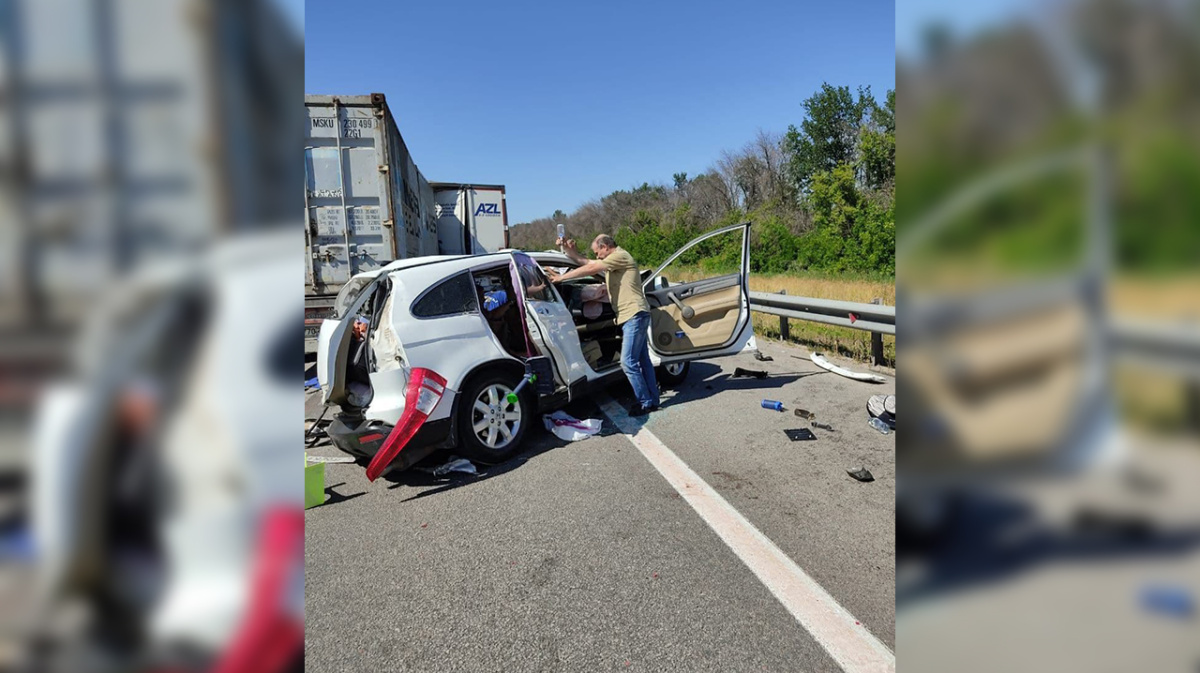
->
[316, 222, 757, 479]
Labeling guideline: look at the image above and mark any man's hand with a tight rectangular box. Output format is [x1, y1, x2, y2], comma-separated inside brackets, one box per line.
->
[545, 269, 561, 282]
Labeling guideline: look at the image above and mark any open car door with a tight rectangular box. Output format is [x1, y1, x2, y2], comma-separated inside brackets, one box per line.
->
[316, 273, 383, 406]
[643, 221, 753, 362]
[510, 252, 589, 398]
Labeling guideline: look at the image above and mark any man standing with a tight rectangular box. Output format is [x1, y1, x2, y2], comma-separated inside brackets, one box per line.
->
[547, 234, 660, 415]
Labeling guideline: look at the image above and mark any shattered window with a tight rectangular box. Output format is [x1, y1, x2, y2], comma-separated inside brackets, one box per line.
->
[411, 272, 478, 318]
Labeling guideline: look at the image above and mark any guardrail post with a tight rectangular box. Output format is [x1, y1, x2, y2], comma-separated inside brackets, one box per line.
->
[870, 298, 885, 366]
[777, 290, 789, 341]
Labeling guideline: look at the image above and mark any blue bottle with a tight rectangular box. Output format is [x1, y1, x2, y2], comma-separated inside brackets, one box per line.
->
[761, 399, 784, 412]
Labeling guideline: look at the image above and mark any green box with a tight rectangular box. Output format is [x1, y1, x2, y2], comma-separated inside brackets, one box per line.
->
[305, 456, 327, 509]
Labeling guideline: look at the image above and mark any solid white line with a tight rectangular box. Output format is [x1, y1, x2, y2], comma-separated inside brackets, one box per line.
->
[598, 395, 895, 673]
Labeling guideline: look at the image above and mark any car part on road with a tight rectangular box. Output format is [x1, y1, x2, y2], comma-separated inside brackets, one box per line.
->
[733, 367, 768, 379]
[809, 352, 887, 384]
[867, 394, 896, 429]
[785, 428, 817, 441]
[543, 411, 603, 442]
[456, 372, 531, 464]
[761, 399, 785, 411]
[794, 408, 815, 420]
[656, 361, 690, 387]
[847, 468, 875, 482]
[753, 351, 774, 362]
[811, 421, 836, 432]
[868, 417, 892, 435]
[431, 457, 477, 477]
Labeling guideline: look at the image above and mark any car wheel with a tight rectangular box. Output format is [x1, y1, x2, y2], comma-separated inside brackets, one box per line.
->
[456, 371, 531, 464]
[656, 361, 690, 387]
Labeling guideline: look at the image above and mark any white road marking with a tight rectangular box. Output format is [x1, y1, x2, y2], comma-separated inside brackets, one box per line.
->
[598, 395, 895, 673]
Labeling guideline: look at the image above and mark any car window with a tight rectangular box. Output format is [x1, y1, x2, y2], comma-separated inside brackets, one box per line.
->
[411, 272, 478, 318]
[516, 258, 556, 303]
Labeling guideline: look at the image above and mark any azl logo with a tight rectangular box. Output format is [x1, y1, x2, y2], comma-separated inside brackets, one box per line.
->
[473, 203, 501, 217]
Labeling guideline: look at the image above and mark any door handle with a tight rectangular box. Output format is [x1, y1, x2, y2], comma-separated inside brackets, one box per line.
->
[667, 291, 695, 320]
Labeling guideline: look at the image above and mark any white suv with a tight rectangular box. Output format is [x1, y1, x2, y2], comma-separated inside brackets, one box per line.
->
[316, 222, 757, 479]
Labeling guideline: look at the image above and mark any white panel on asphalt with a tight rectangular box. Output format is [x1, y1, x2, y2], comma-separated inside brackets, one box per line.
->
[598, 395, 895, 673]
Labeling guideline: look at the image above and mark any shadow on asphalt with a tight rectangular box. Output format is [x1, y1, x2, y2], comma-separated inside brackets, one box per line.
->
[322, 481, 366, 506]
[660, 362, 828, 409]
[897, 491, 1200, 608]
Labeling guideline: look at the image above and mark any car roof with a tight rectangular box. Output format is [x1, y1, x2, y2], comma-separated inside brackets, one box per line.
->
[350, 250, 579, 285]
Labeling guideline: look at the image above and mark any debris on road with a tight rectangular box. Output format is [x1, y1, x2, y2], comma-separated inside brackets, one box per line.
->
[810, 352, 887, 384]
[754, 350, 774, 362]
[733, 367, 769, 379]
[812, 421, 836, 432]
[305, 456, 327, 509]
[761, 399, 785, 411]
[868, 417, 891, 435]
[794, 408, 815, 421]
[543, 411, 603, 441]
[305, 376, 319, 389]
[1140, 585, 1195, 619]
[847, 468, 875, 482]
[867, 394, 896, 429]
[785, 428, 816, 441]
[306, 455, 356, 464]
[430, 457, 477, 477]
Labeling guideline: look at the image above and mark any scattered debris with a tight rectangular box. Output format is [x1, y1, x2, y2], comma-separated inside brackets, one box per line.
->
[811, 421, 836, 432]
[432, 457, 477, 476]
[419, 523, 428, 529]
[761, 399, 785, 412]
[544, 410, 603, 441]
[733, 367, 768, 379]
[847, 468, 875, 482]
[794, 408, 815, 421]
[785, 428, 816, 441]
[305, 455, 356, 464]
[305, 376, 319, 389]
[868, 417, 891, 435]
[867, 394, 896, 429]
[754, 351, 774, 362]
[1140, 585, 1195, 620]
[810, 352, 887, 384]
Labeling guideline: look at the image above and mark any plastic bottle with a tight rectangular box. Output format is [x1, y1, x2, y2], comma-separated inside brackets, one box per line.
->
[868, 417, 891, 435]
[761, 399, 784, 412]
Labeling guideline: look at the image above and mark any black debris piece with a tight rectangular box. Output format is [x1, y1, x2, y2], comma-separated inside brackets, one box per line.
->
[754, 351, 774, 362]
[811, 421, 836, 432]
[733, 367, 769, 379]
[785, 428, 816, 441]
[847, 468, 874, 482]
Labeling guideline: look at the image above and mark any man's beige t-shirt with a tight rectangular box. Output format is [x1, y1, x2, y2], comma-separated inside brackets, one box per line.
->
[600, 247, 650, 325]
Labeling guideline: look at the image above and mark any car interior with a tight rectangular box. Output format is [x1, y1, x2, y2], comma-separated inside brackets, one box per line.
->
[542, 267, 623, 372]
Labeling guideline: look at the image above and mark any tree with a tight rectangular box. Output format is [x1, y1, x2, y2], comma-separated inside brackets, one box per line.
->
[783, 83, 872, 196]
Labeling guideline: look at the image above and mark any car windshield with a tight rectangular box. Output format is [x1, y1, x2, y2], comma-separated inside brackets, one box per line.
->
[333, 275, 375, 319]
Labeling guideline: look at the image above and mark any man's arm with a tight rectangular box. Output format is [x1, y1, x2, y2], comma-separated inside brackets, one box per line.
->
[548, 259, 606, 283]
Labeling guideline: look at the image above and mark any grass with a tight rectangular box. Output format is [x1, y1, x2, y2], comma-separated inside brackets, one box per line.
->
[673, 268, 896, 367]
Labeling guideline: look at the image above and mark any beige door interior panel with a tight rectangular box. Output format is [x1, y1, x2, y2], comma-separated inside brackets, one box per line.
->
[649, 285, 741, 353]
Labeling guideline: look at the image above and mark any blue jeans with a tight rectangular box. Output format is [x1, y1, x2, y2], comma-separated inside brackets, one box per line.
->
[620, 311, 660, 409]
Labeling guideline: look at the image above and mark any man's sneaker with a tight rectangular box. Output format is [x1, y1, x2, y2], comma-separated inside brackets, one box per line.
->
[629, 404, 651, 417]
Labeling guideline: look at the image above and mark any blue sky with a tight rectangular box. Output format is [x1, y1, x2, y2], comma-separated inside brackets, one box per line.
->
[896, 0, 1034, 57]
[305, 0, 894, 225]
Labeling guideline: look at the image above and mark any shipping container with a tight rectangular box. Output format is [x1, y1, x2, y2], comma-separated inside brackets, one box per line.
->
[304, 92, 440, 351]
[1, 0, 303, 328]
[432, 183, 509, 256]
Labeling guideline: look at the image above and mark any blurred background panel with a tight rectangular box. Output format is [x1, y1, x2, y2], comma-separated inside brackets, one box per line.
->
[0, 0, 303, 671]
[897, 0, 1200, 671]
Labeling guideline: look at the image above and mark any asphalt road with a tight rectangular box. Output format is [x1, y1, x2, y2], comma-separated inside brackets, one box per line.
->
[304, 339, 895, 672]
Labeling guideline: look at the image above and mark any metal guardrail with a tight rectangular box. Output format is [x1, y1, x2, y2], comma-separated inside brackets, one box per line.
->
[747, 291, 895, 366]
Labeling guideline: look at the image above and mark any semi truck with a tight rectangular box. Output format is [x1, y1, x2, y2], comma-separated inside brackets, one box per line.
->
[304, 93, 508, 353]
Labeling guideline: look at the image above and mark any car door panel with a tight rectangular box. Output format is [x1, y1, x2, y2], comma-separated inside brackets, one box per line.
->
[511, 253, 589, 396]
[643, 223, 752, 361]
[316, 276, 381, 405]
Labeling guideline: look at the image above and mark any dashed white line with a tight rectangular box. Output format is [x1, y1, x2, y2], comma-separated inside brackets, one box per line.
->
[598, 394, 895, 673]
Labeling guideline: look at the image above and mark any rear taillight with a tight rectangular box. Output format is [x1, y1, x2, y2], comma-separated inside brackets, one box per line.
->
[365, 368, 447, 481]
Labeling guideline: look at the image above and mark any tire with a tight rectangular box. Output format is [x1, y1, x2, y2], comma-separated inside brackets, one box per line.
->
[656, 361, 690, 387]
[456, 370, 532, 464]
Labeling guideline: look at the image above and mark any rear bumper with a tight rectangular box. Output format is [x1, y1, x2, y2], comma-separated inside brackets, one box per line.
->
[327, 415, 454, 473]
